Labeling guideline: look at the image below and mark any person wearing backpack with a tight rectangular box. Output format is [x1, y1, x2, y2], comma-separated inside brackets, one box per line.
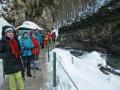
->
[30, 30, 40, 70]
[0, 25, 24, 90]
[19, 30, 34, 79]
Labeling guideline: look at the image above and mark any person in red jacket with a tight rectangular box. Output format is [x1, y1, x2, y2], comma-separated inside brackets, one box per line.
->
[48, 31, 52, 44]
[51, 32, 56, 43]
[30, 30, 40, 70]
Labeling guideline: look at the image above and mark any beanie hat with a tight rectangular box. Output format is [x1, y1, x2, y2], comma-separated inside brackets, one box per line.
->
[30, 30, 35, 36]
[2, 25, 15, 36]
[5, 28, 14, 32]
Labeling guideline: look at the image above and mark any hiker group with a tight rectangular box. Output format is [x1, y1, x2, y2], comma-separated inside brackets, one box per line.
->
[0, 25, 56, 90]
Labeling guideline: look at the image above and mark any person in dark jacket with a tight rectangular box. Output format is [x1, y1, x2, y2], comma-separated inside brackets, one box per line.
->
[41, 31, 45, 49]
[0, 25, 24, 90]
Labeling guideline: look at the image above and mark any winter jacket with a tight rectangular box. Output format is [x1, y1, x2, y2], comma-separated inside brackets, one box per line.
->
[51, 33, 56, 39]
[41, 34, 45, 41]
[0, 26, 23, 74]
[48, 33, 51, 39]
[31, 38, 40, 54]
[35, 33, 42, 43]
[19, 30, 34, 56]
[44, 35, 48, 41]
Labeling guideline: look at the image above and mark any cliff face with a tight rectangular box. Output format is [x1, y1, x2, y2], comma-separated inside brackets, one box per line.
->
[0, 0, 104, 30]
[59, 0, 120, 55]
[0, 0, 58, 30]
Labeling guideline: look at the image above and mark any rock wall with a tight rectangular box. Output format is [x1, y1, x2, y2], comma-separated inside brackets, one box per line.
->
[0, 0, 100, 31]
[59, 0, 120, 55]
[0, 0, 56, 30]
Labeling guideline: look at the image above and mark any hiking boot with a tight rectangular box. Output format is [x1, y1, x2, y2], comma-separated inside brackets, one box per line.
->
[35, 67, 39, 70]
[31, 66, 34, 70]
[22, 77, 26, 81]
[27, 73, 32, 77]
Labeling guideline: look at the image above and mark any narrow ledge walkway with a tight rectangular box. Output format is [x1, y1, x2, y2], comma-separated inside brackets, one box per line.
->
[0, 41, 59, 90]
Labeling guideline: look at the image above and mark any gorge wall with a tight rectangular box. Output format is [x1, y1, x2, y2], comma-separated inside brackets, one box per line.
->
[0, 0, 105, 31]
[59, 0, 120, 55]
[0, 0, 58, 30]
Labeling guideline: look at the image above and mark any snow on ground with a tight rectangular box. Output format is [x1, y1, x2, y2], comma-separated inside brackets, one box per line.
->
[47, 48, 120, 90]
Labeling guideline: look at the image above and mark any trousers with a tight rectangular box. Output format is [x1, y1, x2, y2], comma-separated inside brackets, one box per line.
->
[9, 71, 24, 90]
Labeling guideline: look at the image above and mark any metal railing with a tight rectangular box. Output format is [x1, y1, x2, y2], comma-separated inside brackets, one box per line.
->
[47, 42, 79, 90]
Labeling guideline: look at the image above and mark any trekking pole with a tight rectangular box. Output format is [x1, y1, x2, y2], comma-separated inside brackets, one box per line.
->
[20, 57, 25, 80]
[2, 60, 6, 90]
[24, 50, 28, 80]
[35, 46, 41, 71]
[24, 49, 28, 80]
[33, 55, 36, 78]
[38, 45, 41, 65]
[32, 47, 36, 78]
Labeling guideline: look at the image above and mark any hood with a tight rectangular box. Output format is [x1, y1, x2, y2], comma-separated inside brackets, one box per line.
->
[20, 30, 28, 37]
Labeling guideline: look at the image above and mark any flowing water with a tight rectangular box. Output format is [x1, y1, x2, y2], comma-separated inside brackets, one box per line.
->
[63, 47, 120, 70]
[106, 55, 120, 69]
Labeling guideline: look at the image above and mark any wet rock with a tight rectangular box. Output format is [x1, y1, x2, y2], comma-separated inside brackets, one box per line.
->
[59, 0, 120, 55]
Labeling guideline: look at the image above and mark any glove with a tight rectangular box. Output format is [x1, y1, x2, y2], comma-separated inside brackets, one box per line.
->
[34, 46, 38, 48]
[23, 47, 29, 50]
[19, 49, 24, 56]
[31, 47, 34, 50]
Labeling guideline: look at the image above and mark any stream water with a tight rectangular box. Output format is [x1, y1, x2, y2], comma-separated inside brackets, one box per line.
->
[63, 46, 120, 70]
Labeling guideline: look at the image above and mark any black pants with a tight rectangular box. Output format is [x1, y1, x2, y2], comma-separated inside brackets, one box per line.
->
[21, 56, 32, 78]
[32, 54, 38, 60]
[41, 41, 44, 49]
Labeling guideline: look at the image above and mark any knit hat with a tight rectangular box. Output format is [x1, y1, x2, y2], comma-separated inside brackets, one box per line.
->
[5, 28, 13, 32]
[2, 25, 15, 36]
[30, 30, 35, 36]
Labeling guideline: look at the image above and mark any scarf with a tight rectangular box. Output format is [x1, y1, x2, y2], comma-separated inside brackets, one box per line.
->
[7, 38, 19, 58]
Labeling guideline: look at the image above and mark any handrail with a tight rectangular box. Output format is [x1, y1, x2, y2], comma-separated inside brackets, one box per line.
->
[56, 56, 79, 90]
[50, 50, 79, 90]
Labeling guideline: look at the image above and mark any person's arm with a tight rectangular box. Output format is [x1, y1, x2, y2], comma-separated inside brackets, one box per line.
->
[39, 33, 42, 43]
[29, 38, 34, 48]
[36, 39, 40, 47]
[0, 40, 6, 59]
[19, 38, 24, 49]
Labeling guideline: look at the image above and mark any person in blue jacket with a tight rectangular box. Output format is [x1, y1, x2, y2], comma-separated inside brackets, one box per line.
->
[41, 31, 45, 49]
[35, 28, 42, 55]
[35, 28, 42, 44]
[19, 30, 34, 79]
